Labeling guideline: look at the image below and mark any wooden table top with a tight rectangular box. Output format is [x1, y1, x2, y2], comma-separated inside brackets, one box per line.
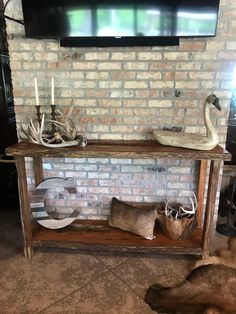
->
[5, 140, 231, 161]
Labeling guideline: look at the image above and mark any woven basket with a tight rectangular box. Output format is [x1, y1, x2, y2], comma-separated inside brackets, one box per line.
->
[157, 213, 196, 240]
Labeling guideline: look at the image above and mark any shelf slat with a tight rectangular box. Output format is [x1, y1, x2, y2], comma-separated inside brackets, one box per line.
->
[31, 219, 203, 255]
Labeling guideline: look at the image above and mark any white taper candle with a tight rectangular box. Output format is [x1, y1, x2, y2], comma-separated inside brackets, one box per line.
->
[34, 77, 39, 106]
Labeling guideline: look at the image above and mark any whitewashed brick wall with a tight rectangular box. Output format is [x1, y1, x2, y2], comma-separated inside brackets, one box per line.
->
[4, 0, 236, 222]
[25, 157, 198, 219]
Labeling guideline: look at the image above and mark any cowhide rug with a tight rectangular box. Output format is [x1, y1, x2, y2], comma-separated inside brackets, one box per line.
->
[145, 237, 236, 314]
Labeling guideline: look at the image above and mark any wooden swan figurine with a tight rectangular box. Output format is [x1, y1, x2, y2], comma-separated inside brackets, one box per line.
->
[152, 94, 221, 150]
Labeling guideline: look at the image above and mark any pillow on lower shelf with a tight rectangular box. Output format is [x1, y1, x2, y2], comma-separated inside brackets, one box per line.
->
[108, 197, 158, 240]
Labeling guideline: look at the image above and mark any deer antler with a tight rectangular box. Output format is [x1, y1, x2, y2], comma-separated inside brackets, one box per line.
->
[180, 192, 197, 215]
[164, 192, 197, 219]
[19, 107, 87, 148]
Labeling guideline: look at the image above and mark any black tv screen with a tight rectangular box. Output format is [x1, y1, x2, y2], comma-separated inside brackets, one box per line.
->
[21, 0, 220, 47]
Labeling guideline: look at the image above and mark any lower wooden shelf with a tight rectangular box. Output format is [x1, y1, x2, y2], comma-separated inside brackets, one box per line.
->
[31, 219, 203, 255]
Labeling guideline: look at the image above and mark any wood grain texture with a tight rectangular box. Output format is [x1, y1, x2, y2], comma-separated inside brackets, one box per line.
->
[32, 157, 44, 187]
[31, 219, 203, 255]
[202, 160, 222, 258]
[197, 160, 208, 227]
[15, 156, 34, 258]
[6, 140, 231, 161]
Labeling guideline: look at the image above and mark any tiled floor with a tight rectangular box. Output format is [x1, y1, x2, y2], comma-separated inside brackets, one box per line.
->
[0, 209, 229, 314]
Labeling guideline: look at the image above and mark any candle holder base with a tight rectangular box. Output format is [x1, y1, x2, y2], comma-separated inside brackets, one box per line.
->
[50, 104, 57, 134]
[35, 105, 41, 124]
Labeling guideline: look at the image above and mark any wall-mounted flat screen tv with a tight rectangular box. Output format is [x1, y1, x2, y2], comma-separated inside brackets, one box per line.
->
[21, 0, 220, 47]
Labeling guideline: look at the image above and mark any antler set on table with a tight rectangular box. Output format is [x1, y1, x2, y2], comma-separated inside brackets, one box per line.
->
[20, 107, 87, 148]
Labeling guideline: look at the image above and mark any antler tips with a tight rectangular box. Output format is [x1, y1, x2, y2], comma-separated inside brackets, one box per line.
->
[20, 112, 87, 148]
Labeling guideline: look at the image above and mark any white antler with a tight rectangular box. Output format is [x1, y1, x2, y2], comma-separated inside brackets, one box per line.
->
[165, 201, 181, 219]
[164, 192, 197, 219]
[19, 108, 87, 148]
[180, 192, 197, 215]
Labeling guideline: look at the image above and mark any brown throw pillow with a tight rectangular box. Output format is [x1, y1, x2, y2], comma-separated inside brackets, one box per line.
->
[108, 197, 157, 240]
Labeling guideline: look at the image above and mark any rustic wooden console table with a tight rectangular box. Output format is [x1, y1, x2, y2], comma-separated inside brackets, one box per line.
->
[6, 140, 231, 259]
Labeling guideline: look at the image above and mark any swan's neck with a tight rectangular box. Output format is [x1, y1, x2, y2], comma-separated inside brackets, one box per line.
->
[203, 101, 218, 140]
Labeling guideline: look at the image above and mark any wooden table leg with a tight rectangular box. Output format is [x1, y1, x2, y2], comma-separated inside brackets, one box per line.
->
[33, 156, 44, 187]
[202, 160, 222, 259]
[15, 156, 34, 259]
[197, 160, 208, 227]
